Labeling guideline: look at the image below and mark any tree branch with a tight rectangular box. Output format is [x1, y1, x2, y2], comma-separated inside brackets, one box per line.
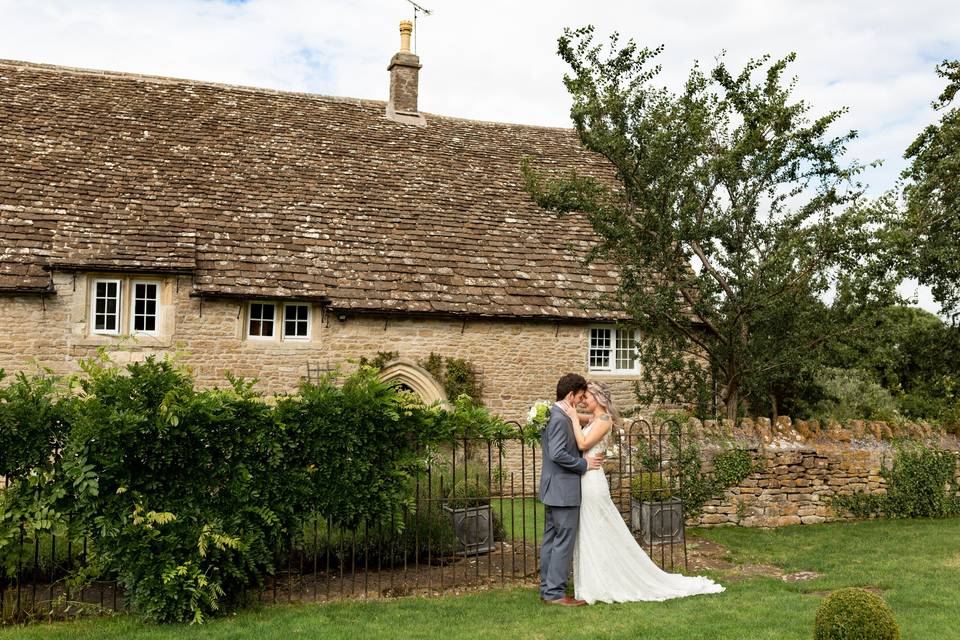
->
[688, 238, 736, 300]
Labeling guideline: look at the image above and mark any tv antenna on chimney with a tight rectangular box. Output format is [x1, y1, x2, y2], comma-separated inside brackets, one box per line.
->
[403, 0, 433, 53]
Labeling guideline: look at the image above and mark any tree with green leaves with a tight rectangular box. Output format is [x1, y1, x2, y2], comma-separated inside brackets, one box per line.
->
[818, 305, 960, 428]
[902, 60, 960, 321]
[523, 27, 899, 419]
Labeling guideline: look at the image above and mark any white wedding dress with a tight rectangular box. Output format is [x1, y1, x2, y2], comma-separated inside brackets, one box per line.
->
[573, 421, 725, 604]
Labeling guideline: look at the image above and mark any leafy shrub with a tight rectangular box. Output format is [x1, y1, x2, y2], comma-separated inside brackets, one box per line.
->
[829, 491, 887, 520]
[711, 448, 759, 489]
[630, 472, 675, 501]
[298, 505, 462, 568]
[299, 486, 507, 568]
[410, 489, 505, 557]
[814, 587, 900, 640]
[0, 355, 519, 623]
[445, 480, 490, 509]
[673, 441, 719, 519]
[0, 369, 78, 576]
[882, 443, 959, 518]
[830, 443, 960, 519]
[0, 370, 69, 478]
[62, 356, 287, 623]
[811, 367, 901, 423]
[276, 367, 445, 529]
[401, 500, 461, 557]
[639, 429, 759, 519]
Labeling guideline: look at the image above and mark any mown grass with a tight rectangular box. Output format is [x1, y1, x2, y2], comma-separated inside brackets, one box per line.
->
[491, 497, 544, 542]
[3, 516, 960, 639]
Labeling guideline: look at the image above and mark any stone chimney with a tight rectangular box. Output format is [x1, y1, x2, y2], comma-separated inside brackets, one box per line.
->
[386, 20, 426, 126]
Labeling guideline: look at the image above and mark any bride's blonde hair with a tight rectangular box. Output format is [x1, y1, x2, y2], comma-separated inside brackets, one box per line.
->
[587, 382, 619, 425]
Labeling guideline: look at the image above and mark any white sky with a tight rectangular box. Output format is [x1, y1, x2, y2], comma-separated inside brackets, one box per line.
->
[2, 0, 957, 314]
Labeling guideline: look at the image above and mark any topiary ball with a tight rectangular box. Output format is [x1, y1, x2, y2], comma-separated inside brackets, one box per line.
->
[814, 587, 900, 640]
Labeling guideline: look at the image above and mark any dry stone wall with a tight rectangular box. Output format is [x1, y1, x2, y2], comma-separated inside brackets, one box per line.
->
[680, 417, 960, 528]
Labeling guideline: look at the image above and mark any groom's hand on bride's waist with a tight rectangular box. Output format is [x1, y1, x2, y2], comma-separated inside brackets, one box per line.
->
[586, 453, 603, 470]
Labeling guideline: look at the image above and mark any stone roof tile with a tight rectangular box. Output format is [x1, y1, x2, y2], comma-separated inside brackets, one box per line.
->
[0, 60, 625, 319]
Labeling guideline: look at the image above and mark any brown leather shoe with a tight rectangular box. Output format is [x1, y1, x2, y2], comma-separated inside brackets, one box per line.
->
[543, 596, 587, 607]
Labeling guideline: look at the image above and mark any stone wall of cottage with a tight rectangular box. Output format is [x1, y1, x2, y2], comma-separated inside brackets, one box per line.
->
[0, 273, 642, 483]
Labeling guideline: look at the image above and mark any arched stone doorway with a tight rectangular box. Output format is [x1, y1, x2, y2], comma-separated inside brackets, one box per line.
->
[378, 359, 448, 407]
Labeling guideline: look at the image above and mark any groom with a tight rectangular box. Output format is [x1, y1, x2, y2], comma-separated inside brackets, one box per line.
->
[539, 373, 603, 606]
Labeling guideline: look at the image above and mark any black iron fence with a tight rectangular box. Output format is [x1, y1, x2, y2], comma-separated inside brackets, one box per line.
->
[1, 419, 689, 623]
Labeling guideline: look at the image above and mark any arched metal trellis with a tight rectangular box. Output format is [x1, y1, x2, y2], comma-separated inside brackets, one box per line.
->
[615, 418, 689, 571]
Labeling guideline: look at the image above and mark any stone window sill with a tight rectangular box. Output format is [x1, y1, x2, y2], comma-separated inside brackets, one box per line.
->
[241, 339, 318, 350]
[587, 372, 644, 381]
[70, 335, 175, 349]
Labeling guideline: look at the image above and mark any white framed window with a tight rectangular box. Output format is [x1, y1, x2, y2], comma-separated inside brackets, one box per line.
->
[86, 276, 167, 338]
[588, 327, 639, 373]
[91, 279, 122, 335]
[247, 302, 276, 339]
[283, 304, 311, 340]
[131, 280, 160, 335]
[615, 329, 638, 371]
[589, 327, 612, 370]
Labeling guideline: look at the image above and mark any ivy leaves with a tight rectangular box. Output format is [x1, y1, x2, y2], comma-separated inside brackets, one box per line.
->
[832, 443, 960, 519]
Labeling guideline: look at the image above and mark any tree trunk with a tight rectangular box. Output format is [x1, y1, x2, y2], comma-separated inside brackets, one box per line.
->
[720, 377, 741, 421]
[723, 321, 751, 421]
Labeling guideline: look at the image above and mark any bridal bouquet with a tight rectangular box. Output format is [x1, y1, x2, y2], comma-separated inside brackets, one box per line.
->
[527, 400, 552, 431]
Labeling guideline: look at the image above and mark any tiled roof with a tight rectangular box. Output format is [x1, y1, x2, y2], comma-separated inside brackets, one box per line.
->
[0, 59, 625, 319]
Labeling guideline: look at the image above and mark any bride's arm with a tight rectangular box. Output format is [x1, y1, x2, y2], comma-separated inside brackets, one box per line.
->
[562, 406, 613, 451]
[561, 404, 588, 450]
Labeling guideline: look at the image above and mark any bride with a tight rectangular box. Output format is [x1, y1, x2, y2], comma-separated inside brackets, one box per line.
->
[560, 382, 725, 604]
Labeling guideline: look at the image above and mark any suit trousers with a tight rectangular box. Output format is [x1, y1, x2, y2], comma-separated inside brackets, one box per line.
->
[539, 504, 580, 600]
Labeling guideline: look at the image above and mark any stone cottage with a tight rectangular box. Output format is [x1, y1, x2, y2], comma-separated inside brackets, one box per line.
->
[0, 22, 643, 424]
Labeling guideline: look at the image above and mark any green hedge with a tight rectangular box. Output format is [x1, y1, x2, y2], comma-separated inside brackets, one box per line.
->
[0, 355, 523, 623]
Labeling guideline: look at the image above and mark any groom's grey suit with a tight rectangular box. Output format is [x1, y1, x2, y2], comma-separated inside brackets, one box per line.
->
[539, 403, 588, 601]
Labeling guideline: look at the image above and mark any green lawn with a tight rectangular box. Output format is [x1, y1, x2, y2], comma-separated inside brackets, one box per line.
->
[491, 497, 544, 542]
[3, 516, 960, 639]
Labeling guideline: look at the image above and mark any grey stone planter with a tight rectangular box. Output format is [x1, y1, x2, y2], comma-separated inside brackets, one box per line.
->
[443, 504, 495, 556]
[631, 497, 685, 546]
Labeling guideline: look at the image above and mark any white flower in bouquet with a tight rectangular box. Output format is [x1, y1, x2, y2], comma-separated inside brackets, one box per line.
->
[604, 444, 621, 459]
[527, 400, 552, 431]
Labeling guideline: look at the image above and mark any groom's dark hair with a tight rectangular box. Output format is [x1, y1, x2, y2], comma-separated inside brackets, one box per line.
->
[556, 373, 588, 401]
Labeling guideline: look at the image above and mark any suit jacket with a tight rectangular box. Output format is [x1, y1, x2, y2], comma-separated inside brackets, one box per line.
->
[539, 403, 588, 507]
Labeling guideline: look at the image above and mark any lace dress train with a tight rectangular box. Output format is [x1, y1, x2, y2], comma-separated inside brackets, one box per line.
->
[573, 424, 725, 604]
